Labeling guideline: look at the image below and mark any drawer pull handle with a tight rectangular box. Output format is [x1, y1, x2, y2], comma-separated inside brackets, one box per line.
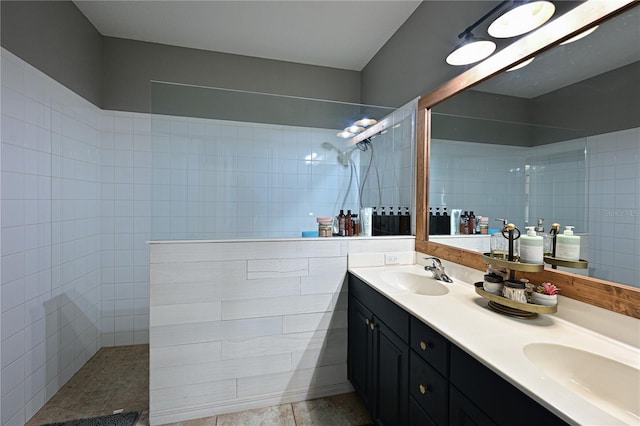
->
[419, 384, 427, 395]
[365, 318, 370, 325]
[420, 341, 428, 350]
[370, 322, 375, 330]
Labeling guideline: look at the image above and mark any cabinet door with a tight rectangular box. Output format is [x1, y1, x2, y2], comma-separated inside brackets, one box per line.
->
[373, 319, 409, 425]
[409, 397, 437, 426]
[450, 345, 567, 426]
[348, 295, 374, 410]
[449, 386, 496, 426]
[409, 351, 448, 425]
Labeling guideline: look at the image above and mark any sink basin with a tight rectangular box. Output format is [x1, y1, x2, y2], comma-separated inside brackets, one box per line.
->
[380, 271, 449, 296]
[524, 343, 640, 424]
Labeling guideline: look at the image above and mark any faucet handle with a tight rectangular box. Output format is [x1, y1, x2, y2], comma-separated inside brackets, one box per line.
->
[423, 257, 442, 267]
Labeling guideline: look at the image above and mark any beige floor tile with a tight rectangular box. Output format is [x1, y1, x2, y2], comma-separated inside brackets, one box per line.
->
[216, 404, 296, 426]
[292, 393, 373, 426]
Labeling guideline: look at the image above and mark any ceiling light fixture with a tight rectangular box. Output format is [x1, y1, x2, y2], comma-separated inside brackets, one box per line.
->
[446, 34, 497, 66]
[445, 1, 510, 66]
[507, 57, 535, 71]
[560, 25, 599, 45]
[488, 1, 555, 38]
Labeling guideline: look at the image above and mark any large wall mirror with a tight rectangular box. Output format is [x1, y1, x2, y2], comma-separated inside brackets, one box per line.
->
[415, 0, 640, 318]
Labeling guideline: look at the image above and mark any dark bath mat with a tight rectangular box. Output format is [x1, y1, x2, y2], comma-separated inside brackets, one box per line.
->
[40, 411, 139, 426]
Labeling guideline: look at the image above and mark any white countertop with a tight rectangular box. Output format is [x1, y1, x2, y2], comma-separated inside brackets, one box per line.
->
[348, 259, 640, 425]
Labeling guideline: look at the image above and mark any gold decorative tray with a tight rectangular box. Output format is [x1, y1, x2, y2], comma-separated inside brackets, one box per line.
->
[474, 282, 557, 319]
[543, 256, 589, 269]
[482, 254, 545, 272]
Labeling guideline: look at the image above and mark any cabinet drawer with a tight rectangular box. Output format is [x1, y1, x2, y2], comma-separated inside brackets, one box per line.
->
[349, 274, 409, 342]
[410, 316, 449, 375]
[409, 351, 448, 426]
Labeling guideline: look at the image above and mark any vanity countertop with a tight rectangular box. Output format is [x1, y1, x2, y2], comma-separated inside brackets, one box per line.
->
[348, 258, 640, 426]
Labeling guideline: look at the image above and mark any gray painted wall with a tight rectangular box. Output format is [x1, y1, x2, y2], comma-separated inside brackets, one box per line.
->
[1, 1, 361, 112]
[360, 1, 496, 108]
[1, 1, 103, 106]
[102, 37, 361, 113]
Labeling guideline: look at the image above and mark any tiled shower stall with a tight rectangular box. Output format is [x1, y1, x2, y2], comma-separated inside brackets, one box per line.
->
[0, 48, 416, 424]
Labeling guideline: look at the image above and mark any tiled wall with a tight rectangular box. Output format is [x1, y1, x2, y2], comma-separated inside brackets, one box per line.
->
[150, 117, 360, 240]
[99, 111, 152, 346]
[1, 49, 102, 424]
[148, 238, 415, 425]
[587, 128, 640, 286]
[149, 109, 416, 240]
[429, 139, 527, 229]
[360, 105, 417, 230]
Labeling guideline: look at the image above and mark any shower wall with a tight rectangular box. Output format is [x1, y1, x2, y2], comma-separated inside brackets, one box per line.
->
[151, 117, 359, 240]
[150, 89, 416, 240]
[359, 103, 417, 226]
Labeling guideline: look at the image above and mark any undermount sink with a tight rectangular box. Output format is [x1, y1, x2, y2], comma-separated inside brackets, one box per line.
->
[524, 343, 640, 424]
[380, 270, 449, 296]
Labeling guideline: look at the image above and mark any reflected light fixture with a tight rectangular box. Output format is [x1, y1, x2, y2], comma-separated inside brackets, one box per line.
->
[488, 1, 555, 38]
[336, 131, 354, 138]
[345, 125, 364, 134]
[355, 118, 377, 127]
[560, 25, 599, 45]
[446, 34, 497, 65]
[507, 57, 535, 71]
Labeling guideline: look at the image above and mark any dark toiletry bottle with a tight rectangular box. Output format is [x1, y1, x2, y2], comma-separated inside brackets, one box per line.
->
[352, 214, 360, 236]
[389, 207, 399, 235]
[338, 210, 345, 237]
[460, 211, 468, 235]
[429, 207, 435, 235]
[346, 210, 352, 236]
[468, 211, 476, 235]
[441, 208, 449, 235]
[399, 207, 411, 235]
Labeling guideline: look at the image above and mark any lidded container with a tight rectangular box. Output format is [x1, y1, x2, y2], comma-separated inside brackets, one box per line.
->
[483, 273, 504, 295]
[520, 226, 543, 264]
[503, 280, 527, 303]
[555, 225, 580, 261]
[317, 217, 334, 238]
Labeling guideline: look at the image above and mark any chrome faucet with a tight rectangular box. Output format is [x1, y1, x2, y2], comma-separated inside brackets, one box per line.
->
[424, 257, 453, 283]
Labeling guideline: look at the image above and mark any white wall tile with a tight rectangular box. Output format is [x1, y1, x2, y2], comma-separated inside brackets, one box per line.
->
[221, 293, 337, 321]
[282, 310, 347, 334]
[150, 316, 283, 347]
[150, 302, 222, 327]
[150, 378, 237, 414]
[236, 363, 347, 398]
[152, 353, 291, 390]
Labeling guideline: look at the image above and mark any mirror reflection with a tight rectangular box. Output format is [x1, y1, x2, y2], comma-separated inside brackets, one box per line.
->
[429, 6, 640, 288]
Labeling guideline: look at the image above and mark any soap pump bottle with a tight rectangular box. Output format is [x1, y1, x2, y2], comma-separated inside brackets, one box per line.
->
[520, 226, 544, 264]
[556, 226, 581, 261]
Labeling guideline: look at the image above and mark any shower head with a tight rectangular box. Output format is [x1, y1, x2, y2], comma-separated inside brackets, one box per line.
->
[321, 141, 354, 167]
[321, 142, 336, 151]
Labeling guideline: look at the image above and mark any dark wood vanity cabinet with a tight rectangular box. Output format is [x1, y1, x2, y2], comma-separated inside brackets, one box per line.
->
[348, 273, 567, 426]
[348, 274, 409, 425]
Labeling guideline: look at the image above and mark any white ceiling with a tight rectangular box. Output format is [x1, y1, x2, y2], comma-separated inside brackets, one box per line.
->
[73, 0, 422, 71]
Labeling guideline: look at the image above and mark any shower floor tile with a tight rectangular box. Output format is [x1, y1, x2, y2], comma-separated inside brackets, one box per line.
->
[25, 344, 371, 425]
